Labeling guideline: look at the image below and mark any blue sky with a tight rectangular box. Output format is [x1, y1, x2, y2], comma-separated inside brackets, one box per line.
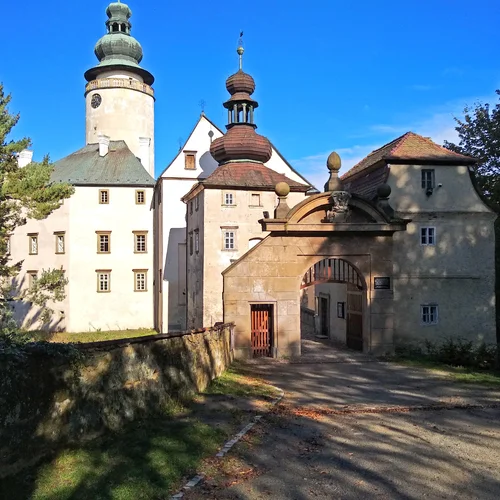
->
[2, 0, 499, 188]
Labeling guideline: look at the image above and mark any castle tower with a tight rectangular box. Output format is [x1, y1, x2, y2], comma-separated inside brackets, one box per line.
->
[84, 1, 155, 177]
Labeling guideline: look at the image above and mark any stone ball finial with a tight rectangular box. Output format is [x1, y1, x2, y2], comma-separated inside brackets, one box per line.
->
[377, 183, 391, 198]
[275, 181, 290, 197]
[237, 46, 244, 56]
[327, 151, 341, 172]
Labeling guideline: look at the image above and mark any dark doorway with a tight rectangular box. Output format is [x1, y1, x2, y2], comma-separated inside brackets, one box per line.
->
[319, 296, 329, 337]
[346, 283, 363, 350]
[251, 304, 273, 357]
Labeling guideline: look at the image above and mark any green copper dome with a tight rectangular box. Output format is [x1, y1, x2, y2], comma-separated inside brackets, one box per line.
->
[84, 1, 154, 85]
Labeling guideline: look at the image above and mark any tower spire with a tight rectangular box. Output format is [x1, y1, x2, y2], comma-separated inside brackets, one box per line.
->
[237, 31, 244, 70]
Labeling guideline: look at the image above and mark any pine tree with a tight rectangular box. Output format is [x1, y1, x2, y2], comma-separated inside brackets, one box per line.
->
[0, 84, 74, 335]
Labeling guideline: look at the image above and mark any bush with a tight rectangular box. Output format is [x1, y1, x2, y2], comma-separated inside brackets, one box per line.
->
[396, 337, 498, 371]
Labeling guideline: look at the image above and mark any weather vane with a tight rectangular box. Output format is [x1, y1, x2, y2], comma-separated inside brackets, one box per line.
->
[237, 31, 244, 70]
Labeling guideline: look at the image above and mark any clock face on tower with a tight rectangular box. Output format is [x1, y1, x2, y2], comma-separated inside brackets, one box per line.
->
[91, 93, 102, 109]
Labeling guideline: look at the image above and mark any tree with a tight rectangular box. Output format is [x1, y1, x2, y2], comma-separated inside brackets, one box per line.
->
[0, 84, 74, 335]
[444, 90, 500, 206]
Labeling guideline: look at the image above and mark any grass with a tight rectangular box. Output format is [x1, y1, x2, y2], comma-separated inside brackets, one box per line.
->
[0, 363, 278, 499]
[204, 362, 279, 399]
[29, 328, 157, 343]
[392, 357, 500, 387]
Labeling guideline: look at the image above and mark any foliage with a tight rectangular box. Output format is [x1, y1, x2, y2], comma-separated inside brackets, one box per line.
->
[444, 90, 500, 206]
[395, 337, 498, 371]
[0, 83, 74, 335]
[29, 328, 158, 343]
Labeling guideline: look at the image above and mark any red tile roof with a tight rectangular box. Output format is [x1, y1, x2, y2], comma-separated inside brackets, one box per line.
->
[202, 162, 309, 191]
[342, 131, 476, 181]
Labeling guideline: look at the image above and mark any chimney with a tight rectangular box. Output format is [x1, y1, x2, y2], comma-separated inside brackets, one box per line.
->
[138, 137, 151, 171]
[98, 134, 110, 157]
[18, 150, 33, 168]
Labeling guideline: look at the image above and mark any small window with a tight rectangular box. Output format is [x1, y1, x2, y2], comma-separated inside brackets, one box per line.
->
[421, 304, 438, 325]
[421, 169, 435, 190]
[250, 193, 261, 206]
[133, 231, 148, 253]
[136, 190, 145, 205]
[6, 235, 11, 255]
[55, 232, 65, 254]
[224, 193, 234, 206]
[420, 227, 436, 246]
[189, 232, 193, 255]
[96, 270, 111, 292]
[223, 230, 235, 250]
[195, 230, 199, 253]
[190, 201, 193, 215]
[134, 270, 147, 292]
[28, 233, 38, 255]
[184, 152, 196, 170]
[27, 270, 38, 288]
[195, 196, 199, 211]
[96, 231, 111, 253]
[99, 189, 109, 204]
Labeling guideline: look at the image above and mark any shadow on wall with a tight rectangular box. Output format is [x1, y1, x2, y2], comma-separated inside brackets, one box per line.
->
[0, 325, 233, 496]
[198, 151, 218, 178]
[8, 274, 65, 334]
[163, 227, 187, 331]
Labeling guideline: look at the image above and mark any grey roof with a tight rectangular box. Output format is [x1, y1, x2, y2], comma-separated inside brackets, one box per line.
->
[51, 141, 155, 187]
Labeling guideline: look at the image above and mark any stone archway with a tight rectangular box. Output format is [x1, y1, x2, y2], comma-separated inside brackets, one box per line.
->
[300, 257, 367, 351]
[222, 190, 408, 359]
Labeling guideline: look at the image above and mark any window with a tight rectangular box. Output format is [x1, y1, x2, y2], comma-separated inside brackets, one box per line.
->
[99, 189, 109, 204]
[190, 201, 193, 215]
[27, 270, 38, 288]
[28, 233, 38, 255]
[189, 231, 193, 255]
[224, 193, 234, 206]
[96, 231, 111, 253]
[6, 235, 11, 255]
[223, 230, 235, 250]
[54, 232, 65, 254]
[194, 229, 199, 253]
[184, 151, 196, 170]
[420, 227, 436, 246]
[136, 190, 145, 205]
[133, 231, 148, 253]
[96, 270, 111, 292]
[421, 169, 435, 191]
[421, 304, 438, 325]
[134, 269, 148, 292]
[250, 193, 261, 206]
[195, 196, 199, 211]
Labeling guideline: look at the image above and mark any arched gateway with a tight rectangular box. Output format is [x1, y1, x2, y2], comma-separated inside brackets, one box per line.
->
[222, 154, 408, 359]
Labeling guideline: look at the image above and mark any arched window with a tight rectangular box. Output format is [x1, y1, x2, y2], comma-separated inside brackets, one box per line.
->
[112, 23, 119, 32]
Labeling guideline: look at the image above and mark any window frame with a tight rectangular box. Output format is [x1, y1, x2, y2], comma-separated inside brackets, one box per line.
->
[6, 235, 11, 255]
[250, 193, 261, 207]
[27, 270, 38, 288]
[54, 231, 65, 254]
[99, 189, 109, 205]
[184, 151, 197, 170]
[420, 226, 436, 246]
[28, 233, 38, 255]
[421, 304, 438, 325]
[194, 229, 200, 253]
[135, 190, 146, 205]
[189, 231, 193, 256]
[223, 192, 235, 206]
[133, 269, 148, 292]
[195, 195, 199, 211]
[133, 230, 148, 253]
[96, 231, 111, 254]
[222, 228, 237, 251]
[421, 169, 435, 190]
[96, 269, 111, 293]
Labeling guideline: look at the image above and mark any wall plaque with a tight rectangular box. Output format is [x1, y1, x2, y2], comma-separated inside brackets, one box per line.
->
[374, 277, 391, 290]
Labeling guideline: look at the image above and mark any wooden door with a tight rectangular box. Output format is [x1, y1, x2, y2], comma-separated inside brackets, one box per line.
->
[251, 304, 273, 357]
[346, 284, 363, 351]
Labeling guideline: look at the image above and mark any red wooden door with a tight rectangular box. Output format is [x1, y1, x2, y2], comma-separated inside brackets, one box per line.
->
[251, 304, 273, 357]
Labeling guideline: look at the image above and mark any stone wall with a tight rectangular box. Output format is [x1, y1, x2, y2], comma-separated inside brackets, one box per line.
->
[0, 324, 233, 477]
